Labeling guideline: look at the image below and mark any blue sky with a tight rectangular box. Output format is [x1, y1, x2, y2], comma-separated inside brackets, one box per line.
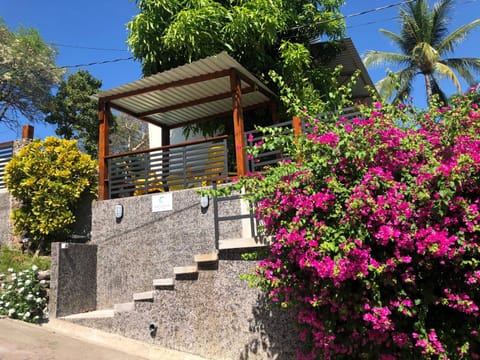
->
[1, 0, 480, 143]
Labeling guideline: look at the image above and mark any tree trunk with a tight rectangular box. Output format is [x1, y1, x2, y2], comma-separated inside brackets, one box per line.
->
[425, 73, 433, 104]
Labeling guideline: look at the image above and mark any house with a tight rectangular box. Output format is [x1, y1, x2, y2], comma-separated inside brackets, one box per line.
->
[94, 38, 374, 201]
[48, 40, 375, 359]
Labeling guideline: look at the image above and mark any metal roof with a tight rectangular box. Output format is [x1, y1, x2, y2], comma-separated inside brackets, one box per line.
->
[311, 38, 376, 101]
[97, 52, 276, 129]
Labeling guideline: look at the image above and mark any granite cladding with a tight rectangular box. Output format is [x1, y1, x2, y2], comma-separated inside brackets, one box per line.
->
[91, 187, 247, 308]
[49, 242, 97, 318]
[0, 191, 11, 246]
[67, 257, 299, 360]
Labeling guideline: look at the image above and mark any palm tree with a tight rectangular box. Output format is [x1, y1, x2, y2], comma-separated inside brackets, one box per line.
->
[364, 0, 480, 103]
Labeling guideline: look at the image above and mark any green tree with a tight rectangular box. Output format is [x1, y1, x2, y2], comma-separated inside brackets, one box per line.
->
[0, 20, 63, 127]
[4, 137, 97, 253]
[44, 70, 102, 158]
[109, 113, 149, 154]
[364, 0, 480, 103]
[127, 0, 345, 97]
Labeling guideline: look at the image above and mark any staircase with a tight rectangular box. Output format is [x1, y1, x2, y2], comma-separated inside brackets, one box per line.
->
[57, 236, 289, 360]
[60, 235, 270, 322]
[61, 251, 220, 320]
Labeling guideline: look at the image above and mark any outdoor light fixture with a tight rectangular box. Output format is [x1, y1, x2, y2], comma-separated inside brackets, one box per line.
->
[115, 204, 124, 220]
[200, 195, 209, 209]
[149, 323, 158, 337]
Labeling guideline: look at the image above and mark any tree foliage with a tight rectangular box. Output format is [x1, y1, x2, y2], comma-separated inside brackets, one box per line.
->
[0, 20, 63, 128]
[109, 113, 149, 154]
[216, 83, 480, 358]
[5, 137, 97, 252]
[44, 70, 102, 158]
[127, 0, 345, 97]
[364, 0, 480, 103]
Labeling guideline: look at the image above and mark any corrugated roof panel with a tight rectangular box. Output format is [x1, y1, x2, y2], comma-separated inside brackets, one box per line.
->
[99, 52, 277, 129]
[98, 52, 275, 99]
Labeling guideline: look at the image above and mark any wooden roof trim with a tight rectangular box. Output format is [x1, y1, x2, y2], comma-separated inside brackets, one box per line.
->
[236, 70, 275, 100]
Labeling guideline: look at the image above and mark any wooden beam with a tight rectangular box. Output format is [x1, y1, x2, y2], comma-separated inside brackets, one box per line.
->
[167, 101, 271, 129]
[136, 87, 255, 118]
[236, 71, 276, 101]
[98, 102, 110, 200]
[100, 69, 231, 102]
[230, 69, 246, 176]
[270, 100, 279, 124]
[108, 103, 141, 119]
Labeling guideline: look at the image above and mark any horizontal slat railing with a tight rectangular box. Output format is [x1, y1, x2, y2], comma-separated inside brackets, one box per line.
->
[0, 141, 13, 190]
[245, 120, 293, 173]
[106, 135, 228, 199]
[245, 107, 363, 172]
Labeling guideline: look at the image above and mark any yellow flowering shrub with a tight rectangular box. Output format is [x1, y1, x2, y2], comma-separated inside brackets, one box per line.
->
[5, 137, 97, 252]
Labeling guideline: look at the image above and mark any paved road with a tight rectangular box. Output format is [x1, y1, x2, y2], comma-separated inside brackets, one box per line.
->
[0, 318, 206, 360]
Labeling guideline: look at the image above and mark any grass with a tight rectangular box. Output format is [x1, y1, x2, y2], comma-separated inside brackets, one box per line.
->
[0, 246, 50, 274]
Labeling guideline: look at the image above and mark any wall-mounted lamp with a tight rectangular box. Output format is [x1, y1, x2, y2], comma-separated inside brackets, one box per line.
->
[115, 204, 124, 222]
[200, 195, 209, 209]
[149, 323, 158, 337]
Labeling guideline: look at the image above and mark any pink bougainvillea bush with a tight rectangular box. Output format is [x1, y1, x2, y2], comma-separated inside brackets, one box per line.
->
[236, 92, 480, 359]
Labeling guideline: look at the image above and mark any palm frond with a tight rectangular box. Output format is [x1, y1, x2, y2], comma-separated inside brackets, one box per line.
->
[434, 62, 461, 92]
[430, 0, 453, 47]
[379, 29, 409, 54]
[375, 67, 416, 101]
[442, 57, 480, 84]
[363, 50, 410, 68]
[437, 19, 480, 55]
[404, 0, 431, 42]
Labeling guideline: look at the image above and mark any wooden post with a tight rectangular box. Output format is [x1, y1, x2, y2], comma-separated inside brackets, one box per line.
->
[22, 125, 34, 140]
[293, 116, 302, 137]
[270, 101, 279, 125]
[230, 70, 246, 176]
[98, 101, 110, 200]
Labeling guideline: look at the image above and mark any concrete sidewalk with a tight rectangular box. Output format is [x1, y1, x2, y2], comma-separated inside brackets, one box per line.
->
[0, 317, 207, 360]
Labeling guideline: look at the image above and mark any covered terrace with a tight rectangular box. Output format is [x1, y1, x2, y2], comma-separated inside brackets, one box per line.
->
[97, 52, 278, 200]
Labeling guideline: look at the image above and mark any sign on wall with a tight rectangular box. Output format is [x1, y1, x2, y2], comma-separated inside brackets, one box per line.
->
[152, 193, 173, 212]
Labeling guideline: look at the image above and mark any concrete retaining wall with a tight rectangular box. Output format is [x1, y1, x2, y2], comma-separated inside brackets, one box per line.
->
[0, 191, 11, 246]
[67, 256, 299, 360]
[91, 187, 246, 308]
[49, 242, 97, 318]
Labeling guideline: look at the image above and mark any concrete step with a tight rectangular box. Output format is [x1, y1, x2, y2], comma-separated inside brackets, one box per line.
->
[218, 237, 270, 250]
[153, 278, 175, 288]
[194, 253, 218, 263]
[173, 265, 198, 275]
[174, 265, 198, 280]
[61, 309, 114, 319]
[132, 291, 155, 302]
[113, 302, 135, 313]
[194, 252, 219, 270]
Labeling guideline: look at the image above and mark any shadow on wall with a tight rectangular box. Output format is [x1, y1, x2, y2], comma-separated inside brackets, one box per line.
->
[241, 293, 300, 360]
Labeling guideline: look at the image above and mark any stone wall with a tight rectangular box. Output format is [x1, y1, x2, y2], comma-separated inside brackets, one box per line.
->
[67, 255, 300, 360]
[0, 191, 11, 246]
[91, 187, 247, 308]
[49, 242, 97, 318]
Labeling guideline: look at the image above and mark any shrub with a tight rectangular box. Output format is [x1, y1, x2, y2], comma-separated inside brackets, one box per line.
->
[0, 265, 48, 323]
[4, 137, 97, 252]
[230, 91, 480, 359]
